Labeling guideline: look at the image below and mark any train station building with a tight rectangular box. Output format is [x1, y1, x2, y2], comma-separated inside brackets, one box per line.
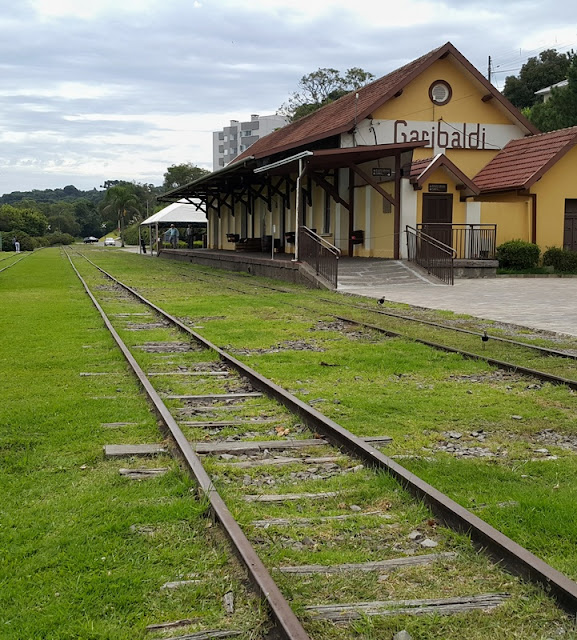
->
[159, 42, 577, 280]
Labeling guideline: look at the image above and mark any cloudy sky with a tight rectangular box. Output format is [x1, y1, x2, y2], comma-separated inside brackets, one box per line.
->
[0, 0, 575, 195]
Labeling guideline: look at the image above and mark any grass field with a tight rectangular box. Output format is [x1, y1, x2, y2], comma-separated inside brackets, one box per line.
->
[3, 246, 577, 638]
[0, 249, 266, 639]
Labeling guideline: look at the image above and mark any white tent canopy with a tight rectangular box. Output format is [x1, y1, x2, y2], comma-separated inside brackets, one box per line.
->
[139, 201, 207, 255]
[141, 201, 207, 226]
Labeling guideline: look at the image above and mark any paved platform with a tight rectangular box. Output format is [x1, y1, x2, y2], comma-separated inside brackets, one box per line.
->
[338, 267, 577, 337]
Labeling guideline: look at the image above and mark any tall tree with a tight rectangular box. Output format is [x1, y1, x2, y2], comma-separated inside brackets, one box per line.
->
[163, 164, 210, 191]
[503, 49, 574, 109]
[279, 67, 375, 122]
[74, 200, 102, 237]
[100, 184, 142, 246]
[528, 58, 577, 131]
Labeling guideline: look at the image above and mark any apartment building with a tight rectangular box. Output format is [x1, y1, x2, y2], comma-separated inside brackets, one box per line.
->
[212, 114, 288, 170]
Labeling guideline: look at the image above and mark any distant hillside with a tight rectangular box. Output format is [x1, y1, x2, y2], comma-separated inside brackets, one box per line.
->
[0, 185, 105, 205]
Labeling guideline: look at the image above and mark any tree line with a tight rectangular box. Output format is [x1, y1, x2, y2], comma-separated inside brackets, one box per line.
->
[0, 163, 209, 251]
[502, 49, 577, 132]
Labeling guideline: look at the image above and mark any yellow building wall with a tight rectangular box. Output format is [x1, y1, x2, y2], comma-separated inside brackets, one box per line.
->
[531, 145, 577, 249]
[374, 58, 519, 178]
[478, 195, 531, 245]
[354, 182, 396, 258]
[374, 58, 515, 125]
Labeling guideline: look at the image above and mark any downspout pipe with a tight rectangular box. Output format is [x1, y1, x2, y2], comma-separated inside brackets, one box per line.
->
[530, 193, 537, 245]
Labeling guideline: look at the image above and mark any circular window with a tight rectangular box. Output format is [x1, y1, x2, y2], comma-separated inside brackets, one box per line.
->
[429, 80, 452, 106]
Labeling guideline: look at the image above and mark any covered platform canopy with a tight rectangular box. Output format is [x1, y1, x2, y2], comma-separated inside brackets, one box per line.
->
[139, 201, 207, 254]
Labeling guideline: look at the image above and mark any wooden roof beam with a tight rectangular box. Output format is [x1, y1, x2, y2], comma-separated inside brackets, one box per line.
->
[347, 162, 396, 207]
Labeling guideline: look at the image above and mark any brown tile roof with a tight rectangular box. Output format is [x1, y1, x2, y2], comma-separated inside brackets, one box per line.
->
[406, 154, 479, 195]
[473, 127, 577, 192]
[407, 157, 436, 180]
[236, 42, 537, 163]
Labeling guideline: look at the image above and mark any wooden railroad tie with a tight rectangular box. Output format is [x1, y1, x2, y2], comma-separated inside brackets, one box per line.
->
[104, 436, 392, 458]
[244, 492, 339, 503]
[119, 468, 169, 479]
[305, 593, 511, 621]
[147, 371, 230, 377]
[225, 455, 344, 469]
[164, 393, 263, 400]
[276, 552, 457, 574]
[251, 511, 392, 526]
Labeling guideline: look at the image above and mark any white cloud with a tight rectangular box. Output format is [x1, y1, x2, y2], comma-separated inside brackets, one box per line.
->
[1, 0, 576, 193]
[30, 0, 159, 20]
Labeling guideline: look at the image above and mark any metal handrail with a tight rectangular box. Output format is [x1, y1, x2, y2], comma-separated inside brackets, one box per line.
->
[417, 223, 497, 260]
[298, 226, 340, 289]
[406, 225, 455, 285]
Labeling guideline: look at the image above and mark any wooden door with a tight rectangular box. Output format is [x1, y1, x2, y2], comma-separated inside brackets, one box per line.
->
[564, 199, 577, 251]
[422, 194, 453, 247]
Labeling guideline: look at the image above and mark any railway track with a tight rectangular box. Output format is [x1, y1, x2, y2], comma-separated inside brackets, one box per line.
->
[0, 252, 29, 273]
[138, 258, 577, 384]
[67, 249, 577, 639]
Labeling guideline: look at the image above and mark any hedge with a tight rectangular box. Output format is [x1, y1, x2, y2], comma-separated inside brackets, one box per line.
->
[496, 240, 540, 269]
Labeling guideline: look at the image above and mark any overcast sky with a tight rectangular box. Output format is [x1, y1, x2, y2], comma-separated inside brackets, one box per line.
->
[0, 0, 575, 195]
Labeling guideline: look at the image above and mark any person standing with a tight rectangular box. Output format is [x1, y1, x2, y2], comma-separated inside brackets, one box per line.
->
[185, 224, 193, 249]
[13, 237, 20, 253]
[168, 224, 179, 249]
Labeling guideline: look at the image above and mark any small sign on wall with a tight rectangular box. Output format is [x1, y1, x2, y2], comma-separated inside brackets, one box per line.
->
[372, 167, 392, 177]
[428, 183, 448, 192]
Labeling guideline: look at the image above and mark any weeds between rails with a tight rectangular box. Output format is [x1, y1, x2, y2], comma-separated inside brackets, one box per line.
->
[0, 253, 30, 273]
[135, 256, 577, 358]
[116, 255, 577, 383]
[67, 252, 577, 637]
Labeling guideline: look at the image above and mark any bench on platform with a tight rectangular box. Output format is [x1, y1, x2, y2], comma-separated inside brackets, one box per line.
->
[235, 238, 262, 252]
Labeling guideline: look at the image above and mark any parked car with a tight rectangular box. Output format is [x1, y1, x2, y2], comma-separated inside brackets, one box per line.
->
[83, 236, 98, 243]
[104, 237, 116, 246]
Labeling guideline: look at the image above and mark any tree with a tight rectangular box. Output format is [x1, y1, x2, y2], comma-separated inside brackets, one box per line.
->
[279, 67, 375, 122]
[528, 57, 577, 131]
[0, 204, 48, 236]
[100, 184, 142, 246]
[162, 164, 210, 191]
[74, 200, 102, 237]
[503, 49, 574, 109]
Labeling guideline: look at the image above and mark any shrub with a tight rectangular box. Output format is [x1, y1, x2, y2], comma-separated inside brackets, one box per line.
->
[123, 222, 140, 245]
[496, 239, 540, 269]
[44, 231, 75, 246]
[2, 230, 37, 251]
[543, 247, 577, 272]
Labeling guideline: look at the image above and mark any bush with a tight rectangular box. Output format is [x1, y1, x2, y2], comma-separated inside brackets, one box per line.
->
[44, 231, 75, 246]
[543, 247, 577, 272]
[496, 240, 540, 269]
[123, 222, 140, 245]
[2, 230, 37, 251]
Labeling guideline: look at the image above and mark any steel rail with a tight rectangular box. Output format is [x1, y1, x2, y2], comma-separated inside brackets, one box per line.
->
[0, 253, 28, 273]
[90, 252, 577, 386]
[73, 250, 577, 615]
[65, 251, 311, 640]
[319, 296, 577, 361]
[156, 260, 577, 361]
[327, 313, 577, 391]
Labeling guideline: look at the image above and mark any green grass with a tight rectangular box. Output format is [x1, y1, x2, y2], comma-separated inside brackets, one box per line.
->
[7, 247, 577, 638]
[0, 249, 267, 639]
[76, 249, 577, 578]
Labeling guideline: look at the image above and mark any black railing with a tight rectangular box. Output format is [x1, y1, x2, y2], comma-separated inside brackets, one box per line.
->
[417, 224, 497, 260]
[298, 226, 340, 289]
[406, 225, 456, 285]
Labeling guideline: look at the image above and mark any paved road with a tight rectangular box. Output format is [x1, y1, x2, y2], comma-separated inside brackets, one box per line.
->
[339, 277, 577, 337]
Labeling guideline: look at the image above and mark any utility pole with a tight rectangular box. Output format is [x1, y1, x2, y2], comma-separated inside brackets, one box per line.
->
[487, 55, 492, 83]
